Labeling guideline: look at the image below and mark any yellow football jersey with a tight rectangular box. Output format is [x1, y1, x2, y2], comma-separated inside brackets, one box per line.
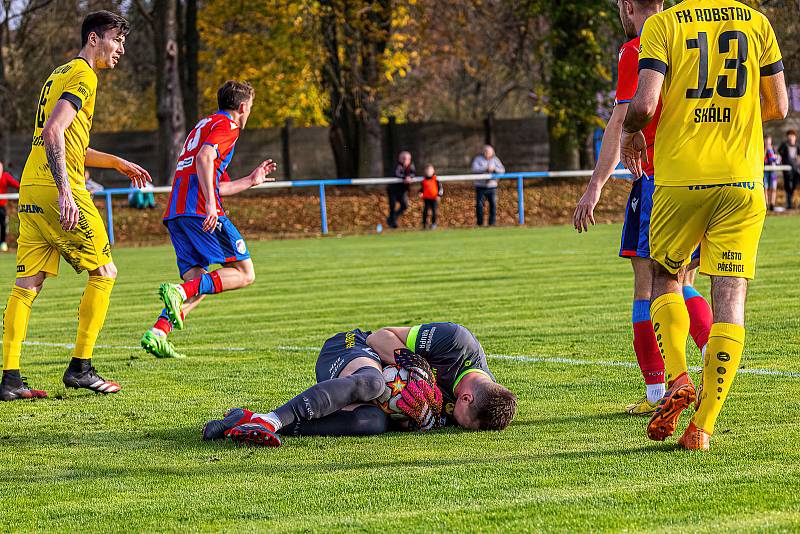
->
[21, 57, 97, 189]
[639, 0, 783, 186]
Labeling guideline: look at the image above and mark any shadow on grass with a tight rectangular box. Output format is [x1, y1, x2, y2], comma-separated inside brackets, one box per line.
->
[516, 411, 633, 427]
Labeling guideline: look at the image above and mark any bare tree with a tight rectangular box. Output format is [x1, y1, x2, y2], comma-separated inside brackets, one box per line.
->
[320, 0, 391, 178]
[135, 0, 186, 184]
[0, 0, 53, 161]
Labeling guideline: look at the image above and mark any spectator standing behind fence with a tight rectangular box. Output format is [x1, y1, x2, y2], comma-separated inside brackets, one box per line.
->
[0, 161, 20, 252]
[472, 144, 505, 226]
[764, 136, 780, 211]
[778, 129, 799, 209]
[387, 151, 414, 228]
[420, 164, 443, 230]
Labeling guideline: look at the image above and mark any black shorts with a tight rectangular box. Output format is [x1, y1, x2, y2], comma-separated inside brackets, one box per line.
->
[314, 329, 381, 382]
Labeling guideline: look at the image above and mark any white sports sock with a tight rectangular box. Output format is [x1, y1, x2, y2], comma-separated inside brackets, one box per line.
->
[150, 327, 166, 337]
[253, 411, 282, 432]
[646, 383, 665, 404]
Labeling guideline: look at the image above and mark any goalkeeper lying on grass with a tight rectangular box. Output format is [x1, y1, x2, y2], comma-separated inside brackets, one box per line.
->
[203, 322, 518, 447]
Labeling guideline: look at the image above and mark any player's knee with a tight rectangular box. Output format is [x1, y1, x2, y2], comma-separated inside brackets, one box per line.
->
[352, 368, 385, 401]
[351, 405, 388, 435]
[242, 269, 255, 286]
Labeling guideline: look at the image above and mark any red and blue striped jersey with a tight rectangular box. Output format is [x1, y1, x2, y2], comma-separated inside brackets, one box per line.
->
[163, 111, 239, 220]
[615, 37, 661, 177]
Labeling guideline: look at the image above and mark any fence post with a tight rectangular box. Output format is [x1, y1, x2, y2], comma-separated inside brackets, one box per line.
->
[282, 118, 293, 180]
[517, 176, 524, 225]
[105, 191, 115, 245]
[319, 183, 328, 235]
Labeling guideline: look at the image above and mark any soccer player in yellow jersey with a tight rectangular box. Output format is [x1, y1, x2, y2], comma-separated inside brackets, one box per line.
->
[620, 0, 788, 450]
[0, 11, 152, 401]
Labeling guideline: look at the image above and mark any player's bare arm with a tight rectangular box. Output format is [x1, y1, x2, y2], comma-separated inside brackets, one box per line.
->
[621, 69, 664, 178]
[366, 327, 410, 364]
[194, 144, 218, 232]
[574, 102, 628, 233]
[85, 148, 151, 188]
[42, 99, 79, 231]
[217, 159, 278, 197]
[760, 71, 788, 122]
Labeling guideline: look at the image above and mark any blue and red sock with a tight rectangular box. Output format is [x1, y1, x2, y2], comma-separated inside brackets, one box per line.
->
[683, 286, 712, 355]
[153, 309, 174, 335]
[632, 299, 665, 402]
[180, 271, 223, 299]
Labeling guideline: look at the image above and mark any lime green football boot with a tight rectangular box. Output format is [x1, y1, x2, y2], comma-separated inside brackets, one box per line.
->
[141, 330, 186, 359]
[159, 283, 186, 330]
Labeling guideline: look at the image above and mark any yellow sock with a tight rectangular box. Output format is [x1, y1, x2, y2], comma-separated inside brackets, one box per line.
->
[650, 292, 690, 383]
[693, 323, 745, 435]
[3, 286, 38, 371]
[73, 276, 115, 360]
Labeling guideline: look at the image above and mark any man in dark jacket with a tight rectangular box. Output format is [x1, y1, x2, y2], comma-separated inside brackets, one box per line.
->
[778, 129, 799, 209]
[387, 151, 415, 228]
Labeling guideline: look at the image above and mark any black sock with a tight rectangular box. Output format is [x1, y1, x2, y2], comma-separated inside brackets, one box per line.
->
[68, 358, 91, 373]
[2, 369, 22, 385]
[279, 405, 388, 437]
[273, 366, 385, 427]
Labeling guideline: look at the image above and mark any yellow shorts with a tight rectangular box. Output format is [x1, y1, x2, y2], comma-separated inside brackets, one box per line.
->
[16, 185, 112, 278]
[650, 182, 766, 279]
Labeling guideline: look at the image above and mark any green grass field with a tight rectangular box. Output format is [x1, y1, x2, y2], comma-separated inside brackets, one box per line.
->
[3, 216, 800, 532]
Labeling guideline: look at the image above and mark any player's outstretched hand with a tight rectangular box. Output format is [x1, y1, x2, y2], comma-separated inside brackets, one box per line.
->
[116, 158, 152, 189]
[397, 380, 437, 431]
[58, 189, 79, 231]
[573, 184, 601, 233]
[393, 348, 435, 385]
[248, 159, 278, 187]
[620, 129, 647, 179]
[202, 201, 218, 233]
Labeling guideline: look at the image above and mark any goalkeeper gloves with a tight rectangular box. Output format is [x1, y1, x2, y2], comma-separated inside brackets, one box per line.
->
[397, 379, 444, 431]
[393, 348, 435, 384]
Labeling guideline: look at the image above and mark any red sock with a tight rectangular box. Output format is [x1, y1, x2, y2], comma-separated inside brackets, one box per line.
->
[633, 320, 665, 385]
[684, 287, 712, 351]
[153, 315, 173, 335]
[180, 277, 202, 299]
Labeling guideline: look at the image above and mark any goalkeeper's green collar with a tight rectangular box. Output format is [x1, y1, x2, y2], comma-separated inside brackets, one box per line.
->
[406, 324, 421, 352]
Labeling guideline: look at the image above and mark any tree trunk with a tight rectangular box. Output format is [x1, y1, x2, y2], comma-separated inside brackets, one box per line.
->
[154, 0, 185, 185]
[355, 0, 390, 178]
[180, 0, 199, 125]
[0, 16, 8, 162]
[321, 2, 357, 178]
[547, 115, 579, 170]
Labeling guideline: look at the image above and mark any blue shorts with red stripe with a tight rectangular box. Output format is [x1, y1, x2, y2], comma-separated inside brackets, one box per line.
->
[620, 175, 700, 262]
[166, 216, 250, 276]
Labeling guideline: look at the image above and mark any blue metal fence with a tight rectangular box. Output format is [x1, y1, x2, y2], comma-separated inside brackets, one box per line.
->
[0, 166, 790, 244]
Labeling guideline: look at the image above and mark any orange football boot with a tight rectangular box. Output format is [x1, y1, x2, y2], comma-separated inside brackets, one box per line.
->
[678, 421, 710, 451]
[647, 372, 696, 441]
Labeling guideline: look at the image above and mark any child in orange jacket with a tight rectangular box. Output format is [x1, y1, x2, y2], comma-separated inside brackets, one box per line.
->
[420, 164, 443, 229]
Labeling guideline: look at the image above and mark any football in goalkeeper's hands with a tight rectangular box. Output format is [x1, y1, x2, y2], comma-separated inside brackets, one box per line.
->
[376, 365, 411, 420]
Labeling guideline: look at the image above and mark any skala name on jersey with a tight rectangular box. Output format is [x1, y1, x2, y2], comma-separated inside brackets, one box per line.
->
[695, 105, 731, 124]
[675, 7, 752, 24]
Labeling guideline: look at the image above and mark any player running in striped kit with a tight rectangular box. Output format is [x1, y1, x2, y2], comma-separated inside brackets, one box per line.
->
[140, 81, 276, 359]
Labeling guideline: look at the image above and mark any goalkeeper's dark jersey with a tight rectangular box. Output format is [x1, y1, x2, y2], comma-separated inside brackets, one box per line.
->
[406, 322, 495, 418]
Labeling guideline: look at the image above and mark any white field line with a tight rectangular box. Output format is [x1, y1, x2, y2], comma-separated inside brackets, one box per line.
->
[24, 340, 248, 352]
[22, 341, 800, 379]
[275, 345, 800, 379]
